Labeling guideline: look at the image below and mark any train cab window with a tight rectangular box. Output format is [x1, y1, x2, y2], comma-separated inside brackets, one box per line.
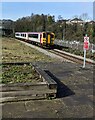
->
[43, 33, 46, 38]
[51, 34, 54, 38]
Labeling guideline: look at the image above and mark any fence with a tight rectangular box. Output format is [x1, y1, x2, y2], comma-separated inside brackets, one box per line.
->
[54, 39, 95, 53]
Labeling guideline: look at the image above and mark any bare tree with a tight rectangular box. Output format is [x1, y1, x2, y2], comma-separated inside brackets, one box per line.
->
[79, 13, 90, 22]
[72, 15, 79, 19]
[58, 15, 63, 21]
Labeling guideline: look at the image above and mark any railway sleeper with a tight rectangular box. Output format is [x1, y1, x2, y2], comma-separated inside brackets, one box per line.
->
[1, 92, 56, 103]
[45, 93, 56, 99]
[33, 66, 57, 89]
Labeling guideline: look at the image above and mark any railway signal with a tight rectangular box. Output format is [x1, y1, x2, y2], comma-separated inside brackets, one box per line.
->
[83, 35, 89, 50]
[83, 34, 89, 68]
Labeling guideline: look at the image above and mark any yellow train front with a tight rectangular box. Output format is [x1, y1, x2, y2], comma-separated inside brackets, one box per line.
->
[15, 31, 55, 47]
[41, 32, 55, 47]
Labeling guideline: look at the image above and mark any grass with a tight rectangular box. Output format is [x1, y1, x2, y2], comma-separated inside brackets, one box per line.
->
[2, 64, 42, 84]
[2, 37, 56, 84]
[2, 37, 55, 63]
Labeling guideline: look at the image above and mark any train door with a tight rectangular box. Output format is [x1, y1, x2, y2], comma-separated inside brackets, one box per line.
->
[46, 33, 50, 45]
[40, 34, 42, 44]
[46, 32, 54, 46]
[50, 33, 54, 45]
[48, 34, 51, 44]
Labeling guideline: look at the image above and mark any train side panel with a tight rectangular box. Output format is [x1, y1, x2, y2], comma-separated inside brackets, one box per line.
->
[15, 32, 28, 40]
[28, 33, 40, 44]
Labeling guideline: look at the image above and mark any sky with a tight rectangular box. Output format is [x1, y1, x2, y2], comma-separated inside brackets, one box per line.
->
[1, 2, 94, 21]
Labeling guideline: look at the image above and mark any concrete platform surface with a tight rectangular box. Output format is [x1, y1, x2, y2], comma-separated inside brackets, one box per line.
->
[1, 61, 94, 118]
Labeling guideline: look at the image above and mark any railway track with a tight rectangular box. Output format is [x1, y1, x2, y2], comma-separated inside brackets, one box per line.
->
[16, 38, 95, 65]
[49, 49, 95, 65]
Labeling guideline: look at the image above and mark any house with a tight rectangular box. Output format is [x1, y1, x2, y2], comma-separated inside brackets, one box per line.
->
[70, 18, 84, 25]
[89, 20, 95, 24]
[63, 18, 84, 25]
[66, 19, 73, 25]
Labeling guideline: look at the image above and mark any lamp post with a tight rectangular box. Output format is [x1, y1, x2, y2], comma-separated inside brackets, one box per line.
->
[63, 29, 65, 40]
[60, 20, 66, 40]
[60, 25, 64, 40]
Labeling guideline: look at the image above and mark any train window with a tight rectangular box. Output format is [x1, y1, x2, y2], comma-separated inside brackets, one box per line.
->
[28, 34, 32, 37]
[24, 34, 26, 37]
[43, 33, 46, 38]
[21, 34, 25, 37]
[51, 34, 54, 38]
[28, 34, 38, 38]
[16, 34, 19, 36]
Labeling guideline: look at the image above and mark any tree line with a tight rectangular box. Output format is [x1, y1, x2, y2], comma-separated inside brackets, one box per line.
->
[1, 13, 95, 43]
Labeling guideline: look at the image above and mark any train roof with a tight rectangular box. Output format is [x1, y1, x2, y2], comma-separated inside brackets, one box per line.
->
[15, 32, 44, 34]
[15, 31, 54, 34]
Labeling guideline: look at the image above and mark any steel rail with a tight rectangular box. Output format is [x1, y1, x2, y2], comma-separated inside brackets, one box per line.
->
[16, 38, 95, 65]
[49, 49, 95, 65]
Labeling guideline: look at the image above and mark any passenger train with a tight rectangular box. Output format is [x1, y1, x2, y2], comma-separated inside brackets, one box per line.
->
[15, 31, 55, 47]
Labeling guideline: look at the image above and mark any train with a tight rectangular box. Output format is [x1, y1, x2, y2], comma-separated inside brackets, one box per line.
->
[15, 31, 55, 47]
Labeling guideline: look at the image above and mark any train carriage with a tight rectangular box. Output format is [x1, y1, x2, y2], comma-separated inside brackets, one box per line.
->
[15, 31, 55, 47]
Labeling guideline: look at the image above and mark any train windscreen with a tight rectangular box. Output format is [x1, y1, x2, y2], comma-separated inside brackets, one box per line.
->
[43, 33, 46, 38]
[51, 34, 54, 38]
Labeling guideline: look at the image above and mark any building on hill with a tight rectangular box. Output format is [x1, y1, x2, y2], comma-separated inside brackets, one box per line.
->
[0, 25, 13, 36]
[70, 18, 84, 25]
[0, 19, 14, 36]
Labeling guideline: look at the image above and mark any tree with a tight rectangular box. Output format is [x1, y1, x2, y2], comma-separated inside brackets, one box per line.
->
[79, 13, 90, 22]
[72, 15, 79, 19]
[47, 15, 55, 25]
[41, 14, 46, 31]
[58, 15, 63, 21]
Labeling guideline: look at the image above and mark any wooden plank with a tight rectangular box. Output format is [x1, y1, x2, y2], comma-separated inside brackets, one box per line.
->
[0, 82, 47, 92]
[33, 66, 57, 89]
[0, 92, 56, 103]
[1, 89, 57, 97]
[0, 96, 46, 103]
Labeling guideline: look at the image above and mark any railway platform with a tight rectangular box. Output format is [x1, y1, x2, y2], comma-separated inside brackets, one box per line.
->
[2, 60, 94, 118]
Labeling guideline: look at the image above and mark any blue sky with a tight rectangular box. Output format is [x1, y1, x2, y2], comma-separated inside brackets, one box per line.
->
[2, 2, 93, 21]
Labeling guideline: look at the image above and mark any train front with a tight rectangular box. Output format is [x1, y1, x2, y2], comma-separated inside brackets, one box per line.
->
[42, 32, 55, 47]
